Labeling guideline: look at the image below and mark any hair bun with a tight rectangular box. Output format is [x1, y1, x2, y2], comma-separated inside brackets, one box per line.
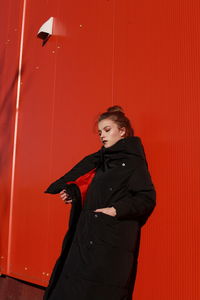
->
[107, 105, 124, 114]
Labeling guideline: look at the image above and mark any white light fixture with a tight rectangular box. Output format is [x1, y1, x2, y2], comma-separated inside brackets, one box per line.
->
[37, 17, 54, 45]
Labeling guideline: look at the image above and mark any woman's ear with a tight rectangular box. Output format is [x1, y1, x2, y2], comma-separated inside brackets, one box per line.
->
[120, 127, 126, 137]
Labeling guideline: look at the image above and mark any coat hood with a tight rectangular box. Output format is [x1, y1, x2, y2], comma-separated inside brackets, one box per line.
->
[97, 136, 148, 171]
[102, 136, 146, 159]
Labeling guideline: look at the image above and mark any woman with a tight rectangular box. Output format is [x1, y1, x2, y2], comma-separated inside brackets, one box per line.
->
[43, 106, 156, 300]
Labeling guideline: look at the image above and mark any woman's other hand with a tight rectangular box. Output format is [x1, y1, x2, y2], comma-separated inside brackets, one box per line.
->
[60, 189, 72, 204]
[94, 207, 116, 217]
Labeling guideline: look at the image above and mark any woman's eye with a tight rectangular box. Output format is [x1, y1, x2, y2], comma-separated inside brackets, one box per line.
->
[105, 129, 110, 132]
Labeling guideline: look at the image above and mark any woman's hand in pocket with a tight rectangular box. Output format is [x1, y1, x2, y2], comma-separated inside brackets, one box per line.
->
[94, 207, 116, 217]
[60, 189, 72, 204]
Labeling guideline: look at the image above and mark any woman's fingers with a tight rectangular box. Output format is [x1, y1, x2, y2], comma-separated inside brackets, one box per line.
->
[64, 199, 72, 204]
[60, 189, 72, 203]
[94, 207, 116, 216]
[60, 190, 68, 197]
[60, 193, 68, 200]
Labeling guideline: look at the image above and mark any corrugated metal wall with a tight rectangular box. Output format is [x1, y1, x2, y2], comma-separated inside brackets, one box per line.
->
[0, 0, 199, 299]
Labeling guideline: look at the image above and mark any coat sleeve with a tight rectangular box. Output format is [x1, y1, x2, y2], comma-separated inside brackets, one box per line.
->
[112, 158, 156, 224]
[45, 152, 99, 194]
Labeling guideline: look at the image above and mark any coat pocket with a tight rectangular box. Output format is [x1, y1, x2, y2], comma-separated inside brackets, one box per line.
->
[99, 211, 118, 223]
[93, 212, 140, 252]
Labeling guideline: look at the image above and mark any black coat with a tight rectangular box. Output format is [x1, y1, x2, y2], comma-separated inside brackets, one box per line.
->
[43, 136, 156, 300]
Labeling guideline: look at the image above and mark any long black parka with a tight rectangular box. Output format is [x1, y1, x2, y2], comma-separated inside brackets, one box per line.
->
[43, 136, 156, 300]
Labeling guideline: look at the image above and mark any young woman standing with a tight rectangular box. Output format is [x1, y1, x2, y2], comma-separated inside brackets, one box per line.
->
[43, 106, 156, 300]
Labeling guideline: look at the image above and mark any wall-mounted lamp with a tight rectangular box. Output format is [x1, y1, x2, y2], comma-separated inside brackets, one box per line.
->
[37, 17, 54, 46]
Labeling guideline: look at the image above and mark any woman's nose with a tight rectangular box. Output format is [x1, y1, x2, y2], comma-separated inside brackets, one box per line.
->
[101, 133, 106, 140]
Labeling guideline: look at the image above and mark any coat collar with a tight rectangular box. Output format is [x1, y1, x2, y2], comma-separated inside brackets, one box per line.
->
[102, 136, 145, 159]
[96, 136, 146, 171]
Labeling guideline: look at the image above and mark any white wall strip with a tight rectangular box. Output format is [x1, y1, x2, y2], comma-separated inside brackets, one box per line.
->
[7, 0, 27, 274]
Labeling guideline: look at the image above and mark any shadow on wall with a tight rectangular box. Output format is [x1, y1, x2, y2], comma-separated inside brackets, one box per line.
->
[0, 48, 24, 224]
[0, 47, 28, 175]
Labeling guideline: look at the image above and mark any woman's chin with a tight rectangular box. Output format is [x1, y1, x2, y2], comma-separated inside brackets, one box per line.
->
[103, 142, 109, 148]
[103, 142, 114, 148]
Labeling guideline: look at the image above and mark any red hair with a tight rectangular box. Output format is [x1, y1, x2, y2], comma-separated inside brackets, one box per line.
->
[98, 105, 134, 137]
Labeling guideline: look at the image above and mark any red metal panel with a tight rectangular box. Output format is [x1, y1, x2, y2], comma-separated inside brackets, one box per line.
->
[5, 0, 62, 286]
[0, 0, 23, 275]
[3, 0, 114, 286]
[113, 1, 200, 299]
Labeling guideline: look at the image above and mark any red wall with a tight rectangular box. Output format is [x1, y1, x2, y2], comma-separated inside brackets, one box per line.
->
[0, 0, 199, 299]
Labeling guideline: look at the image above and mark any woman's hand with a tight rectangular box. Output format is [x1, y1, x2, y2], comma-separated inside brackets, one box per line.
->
[94, 207, 116, 217]
[60, 189, 72, 204]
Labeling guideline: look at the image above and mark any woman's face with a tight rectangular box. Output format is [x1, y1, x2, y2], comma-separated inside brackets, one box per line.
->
[98, 118, 125, 148]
